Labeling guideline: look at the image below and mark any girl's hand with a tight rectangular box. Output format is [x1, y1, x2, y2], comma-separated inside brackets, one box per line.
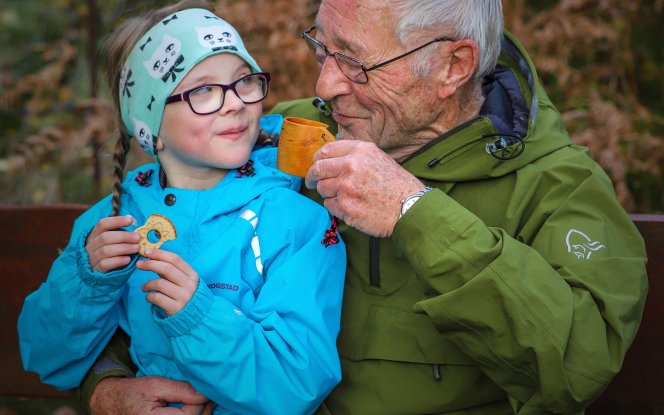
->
[138, 249, 199, 316]
[86, 215, 140, 273]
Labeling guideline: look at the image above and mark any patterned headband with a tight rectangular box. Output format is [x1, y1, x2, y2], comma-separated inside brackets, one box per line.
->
[119, 8, 261, 157]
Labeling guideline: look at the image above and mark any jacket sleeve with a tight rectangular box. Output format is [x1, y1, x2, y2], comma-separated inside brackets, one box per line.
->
[153, 207, 346, 415]
[17, 200, 134, 390]
[391, 167, 648, 413]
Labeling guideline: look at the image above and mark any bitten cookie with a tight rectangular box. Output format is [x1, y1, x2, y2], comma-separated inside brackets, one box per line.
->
[135, 214, 177, 256]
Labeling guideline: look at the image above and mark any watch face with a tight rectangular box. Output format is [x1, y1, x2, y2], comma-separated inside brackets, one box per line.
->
[400, 187, 432, 218]
[401, 196, 420, 216]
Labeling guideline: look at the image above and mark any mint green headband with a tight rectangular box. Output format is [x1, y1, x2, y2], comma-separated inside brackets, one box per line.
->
[119, 8, 261, 157]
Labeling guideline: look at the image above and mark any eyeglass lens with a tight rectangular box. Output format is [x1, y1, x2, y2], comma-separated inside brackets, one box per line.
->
[188, 73, 268, 114]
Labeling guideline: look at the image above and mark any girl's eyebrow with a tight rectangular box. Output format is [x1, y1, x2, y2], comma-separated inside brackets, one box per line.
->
[174, 75, 212, 93]
[178, 65, 250, 89]
[183, 74, 214, 85]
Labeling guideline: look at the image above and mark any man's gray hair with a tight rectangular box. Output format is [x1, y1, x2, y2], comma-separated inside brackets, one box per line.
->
[393, 0, 503, 81]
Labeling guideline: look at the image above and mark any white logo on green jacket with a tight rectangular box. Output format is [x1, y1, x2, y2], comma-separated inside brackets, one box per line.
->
[566, 229, 606, 259]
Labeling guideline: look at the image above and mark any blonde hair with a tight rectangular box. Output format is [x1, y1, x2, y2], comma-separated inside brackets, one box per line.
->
[101, 0, 214, 216]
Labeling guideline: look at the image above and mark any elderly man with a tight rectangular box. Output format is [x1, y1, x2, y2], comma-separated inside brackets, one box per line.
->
[78, 0, 647, 414]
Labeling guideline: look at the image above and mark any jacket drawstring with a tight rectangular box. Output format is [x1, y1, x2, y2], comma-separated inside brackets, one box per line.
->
[432, 364, 441, 381]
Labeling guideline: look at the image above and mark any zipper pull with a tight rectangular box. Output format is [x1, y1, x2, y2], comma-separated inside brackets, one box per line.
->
[432, 364, 441, 381]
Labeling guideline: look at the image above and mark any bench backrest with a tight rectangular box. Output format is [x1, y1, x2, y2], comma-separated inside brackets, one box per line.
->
[1, 206, 662, 412]
[587, 214, 664, 414]
[1, 205, 86, 398]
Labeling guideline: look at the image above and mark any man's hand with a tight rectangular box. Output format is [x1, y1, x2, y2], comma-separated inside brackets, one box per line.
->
[305, 140, 424, 237]
[90, 376, 214, 415]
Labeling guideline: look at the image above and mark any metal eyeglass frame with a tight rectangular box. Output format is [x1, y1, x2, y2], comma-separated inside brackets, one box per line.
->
[301, 26, 455, 84]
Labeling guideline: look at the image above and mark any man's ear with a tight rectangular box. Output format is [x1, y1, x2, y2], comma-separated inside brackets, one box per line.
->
[435, 39, 480, 99]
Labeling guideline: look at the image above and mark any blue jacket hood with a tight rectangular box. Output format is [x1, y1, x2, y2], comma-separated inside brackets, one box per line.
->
[121, 147, 300, 222]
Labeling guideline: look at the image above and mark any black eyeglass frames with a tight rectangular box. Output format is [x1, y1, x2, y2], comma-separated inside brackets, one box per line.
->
[165, 72, 270, 115]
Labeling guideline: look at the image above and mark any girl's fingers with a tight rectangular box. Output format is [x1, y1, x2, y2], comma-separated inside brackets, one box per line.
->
[86, 217, 140, 268]
[94, 256, 133, 273]
[89, 230, 140, 253]
[141, 249, 196, 276]
[89, 215, 136, 238]
[138, 252, 199, 317]
[143, 277, 195, 316]
[92, 241, 140, 259]
[137, 258, 182, 284]
[144, 290, 180, 316]
[142, 277, 181, 300]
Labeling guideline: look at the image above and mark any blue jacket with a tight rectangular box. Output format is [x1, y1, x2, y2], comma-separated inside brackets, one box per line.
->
[18, 146, 346, 415]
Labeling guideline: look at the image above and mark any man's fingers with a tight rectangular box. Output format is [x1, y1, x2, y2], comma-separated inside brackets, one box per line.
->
[201, 402, 217, 415]
[90, 376, 209, 415]
[164, 401, 216, 415]
[316, 177, 340, 200]
[312, 140, 356, 162]
[143, 377, 208, 405]
[322, 196, 343, 221]
[306, 155, 347, 190]
[308, 140, 374, 187]
[306, 140, 360, 188]
[154, 405, 204, 415]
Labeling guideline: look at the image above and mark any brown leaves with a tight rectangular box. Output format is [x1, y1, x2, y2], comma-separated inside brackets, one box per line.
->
[505, 0, 663, 212]
[214, 0, 319, 109]
[2, 41, 78, 119]
[0, 0, 661, 211]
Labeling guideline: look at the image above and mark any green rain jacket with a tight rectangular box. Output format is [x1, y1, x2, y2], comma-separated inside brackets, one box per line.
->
[269, 32, 648, 415]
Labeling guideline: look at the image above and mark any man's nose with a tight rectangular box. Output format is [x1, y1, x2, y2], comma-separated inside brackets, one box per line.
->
[315, 57, 353, 101]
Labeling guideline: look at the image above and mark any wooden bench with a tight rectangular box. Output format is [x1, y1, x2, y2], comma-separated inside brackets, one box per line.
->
[1, 205, 662, 413]
[587, 214, 664, 415]
[1, 204, 87, 400]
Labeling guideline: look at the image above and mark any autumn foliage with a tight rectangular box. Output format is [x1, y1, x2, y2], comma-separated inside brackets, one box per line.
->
[0, 0, 662, 212]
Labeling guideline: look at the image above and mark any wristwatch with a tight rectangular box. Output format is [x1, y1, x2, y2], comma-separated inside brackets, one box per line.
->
[400, 186, 432, 218]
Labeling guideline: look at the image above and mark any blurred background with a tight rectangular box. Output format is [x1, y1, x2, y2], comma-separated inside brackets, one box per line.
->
[0, 0, 662, 213]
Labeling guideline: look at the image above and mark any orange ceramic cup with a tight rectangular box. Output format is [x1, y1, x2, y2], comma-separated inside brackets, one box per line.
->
[277, 117, 336, 177]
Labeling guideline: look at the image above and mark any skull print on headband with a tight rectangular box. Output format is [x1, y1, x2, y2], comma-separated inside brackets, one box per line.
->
[119, 8, 261, 157]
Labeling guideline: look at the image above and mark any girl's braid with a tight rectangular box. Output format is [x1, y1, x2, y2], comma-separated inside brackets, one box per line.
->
[110, 131, 132, 217]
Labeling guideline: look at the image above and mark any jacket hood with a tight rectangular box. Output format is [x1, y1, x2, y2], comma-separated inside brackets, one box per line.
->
[402, 31, 573, 182]
[122, 147, 300, 221]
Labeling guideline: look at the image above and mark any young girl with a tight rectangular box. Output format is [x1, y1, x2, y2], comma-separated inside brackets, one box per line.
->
[17, 2, 346, 414]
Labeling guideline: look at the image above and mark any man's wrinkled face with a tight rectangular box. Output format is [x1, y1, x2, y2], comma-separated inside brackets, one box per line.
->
[314, 0, 443, 157]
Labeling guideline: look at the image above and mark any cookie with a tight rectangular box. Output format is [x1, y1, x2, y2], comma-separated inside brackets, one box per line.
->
[135, 214, 177, 256]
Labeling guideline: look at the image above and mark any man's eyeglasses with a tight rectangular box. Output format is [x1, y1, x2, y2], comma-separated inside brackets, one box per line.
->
[165, 72, 270, 115]
[301, 26, 455, 84]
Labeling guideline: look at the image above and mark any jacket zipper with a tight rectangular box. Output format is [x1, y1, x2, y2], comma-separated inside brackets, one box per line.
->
[369, 237, 380, 287]
[370, 237, 441, 381]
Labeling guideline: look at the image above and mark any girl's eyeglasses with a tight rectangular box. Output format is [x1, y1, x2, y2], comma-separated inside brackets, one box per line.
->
[165, 72, 270, 114]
